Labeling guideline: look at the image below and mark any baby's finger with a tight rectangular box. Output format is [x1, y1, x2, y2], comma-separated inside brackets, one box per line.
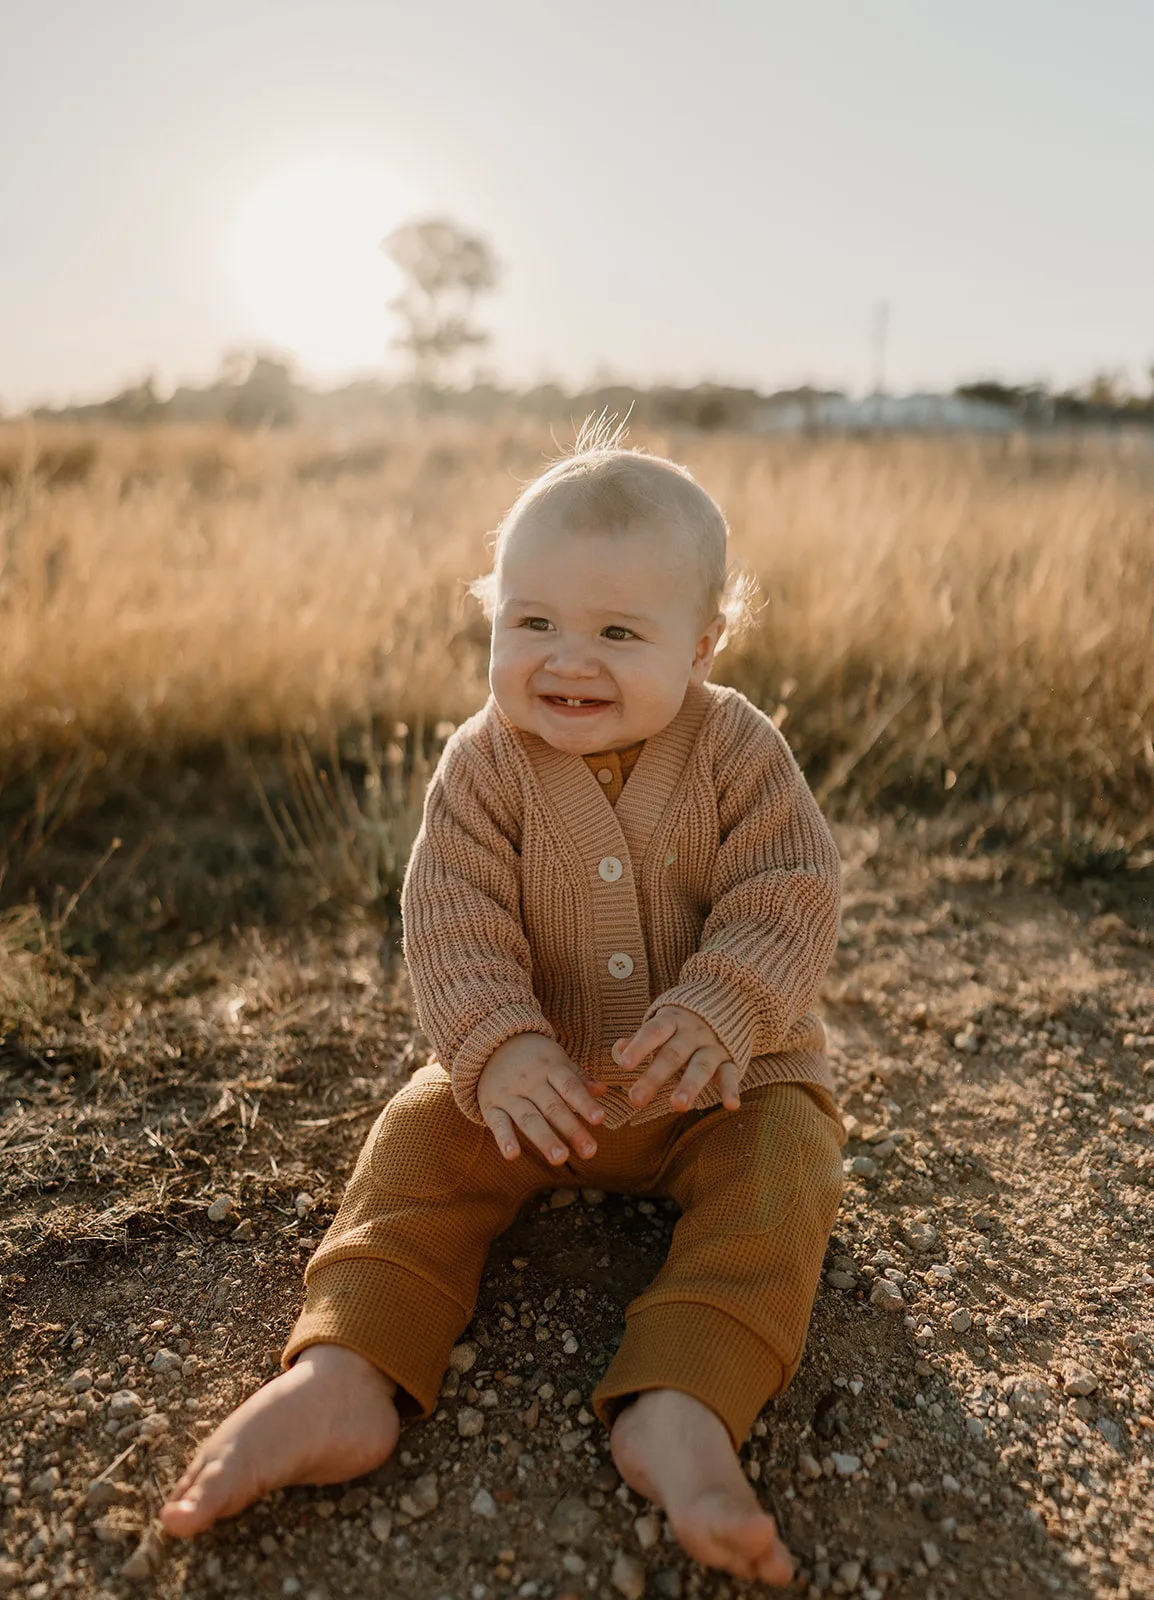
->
[533, 1090, 598, 1159]
[628, 1041, 691, 1109]
[551, 1068, 607, 1127]
[718, 1060, 742, 1111]
[510, 1100, 570, 1165]
[671, 1049, 727, 1111]
[614, 1014, 677, 1069]
[483, 1105, 521, 1161]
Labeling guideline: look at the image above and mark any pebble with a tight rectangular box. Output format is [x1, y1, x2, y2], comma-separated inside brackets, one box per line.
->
[611, 1550, 646, 1599]
[907, 1223, 938, 1252]
[449, 1344, 477, 1373]
[633, 1511, 661, 1549]
[1063, 1366, 1098, 1397]
[139, 1413, 169, 1440]
[942, 1474, 961, 1493]
[370, 1511, 393, 1544]
[86, 1481, 122, 1511]
[870, 1281, 904, 1313]
[206, 1195, 234, 1222]
[562, 1333, 579, 1354]
[831, 1452, 861, 1477]
[471, 1488, 498, 1518]
[108, 1390, 141, 1419]
[294, 1192, 316, 1217]
[581, 1188, 606, 1205]
[550, 1188, 579, 1208]
[851, 1156, 878, 1178]
[458, 1406, 485, 1438]
[826, 1270, 858, 1290]
[65, 1368, 93, 1393]
[921, 1539, 941, 1569]
[0, 1561, 22, 1594]
[948, 1309, 972, 1333]
[548, 1495, 597, 1546]
[838, 1559, 863, 1587]
[559, 1429, 589, 1453]
[1096, 1418, 1123, 1449]
[797, 1452, 823, 1480]
[337, 1487, 368, 1515]
[30, 1467, 60, 1495]
[150, 1348, 182, 1373]
[231, 1218, 254, 1242]
[953, 1030, 980, 1053]
[121, 1525, 164, 1581]
[398, 1474, 439, 1519]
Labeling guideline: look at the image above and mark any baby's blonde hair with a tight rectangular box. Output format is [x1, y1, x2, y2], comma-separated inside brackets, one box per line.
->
[468, 415, 759, 651]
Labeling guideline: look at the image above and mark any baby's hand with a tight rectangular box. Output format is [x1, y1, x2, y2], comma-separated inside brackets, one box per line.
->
[616, 1006, 741, 1113]
[478, 1034, 607, 1164]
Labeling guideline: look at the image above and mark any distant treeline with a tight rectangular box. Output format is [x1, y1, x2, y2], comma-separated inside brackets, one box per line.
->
[17, 352, 1154, 433]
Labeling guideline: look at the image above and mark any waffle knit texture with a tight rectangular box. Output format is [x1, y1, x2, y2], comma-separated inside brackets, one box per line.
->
[282, 1067, 846, 1448]
[400, 680, 842, 1130]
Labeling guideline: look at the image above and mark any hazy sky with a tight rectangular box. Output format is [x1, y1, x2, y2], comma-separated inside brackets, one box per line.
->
[3, 1, 1151, 408]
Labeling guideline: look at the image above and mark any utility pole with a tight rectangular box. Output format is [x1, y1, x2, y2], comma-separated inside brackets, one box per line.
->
[872, 300, 889, 395]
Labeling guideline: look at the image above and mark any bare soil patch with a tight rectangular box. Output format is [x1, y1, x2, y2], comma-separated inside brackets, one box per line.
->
[2, 840, 1152, 1600]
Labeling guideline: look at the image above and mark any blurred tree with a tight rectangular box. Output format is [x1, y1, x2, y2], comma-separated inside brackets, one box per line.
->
[226, 353, 299, 429]
[382, 218, 498, 386]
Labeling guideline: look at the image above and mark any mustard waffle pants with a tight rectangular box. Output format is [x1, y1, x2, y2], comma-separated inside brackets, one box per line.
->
[282, 1065, 845, 1448]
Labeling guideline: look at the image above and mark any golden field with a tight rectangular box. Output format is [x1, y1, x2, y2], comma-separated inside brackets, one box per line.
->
[1, 417, 1152, 910]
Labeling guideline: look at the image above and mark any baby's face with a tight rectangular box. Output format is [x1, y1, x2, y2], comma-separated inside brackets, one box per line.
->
[489, 517, 725, 754]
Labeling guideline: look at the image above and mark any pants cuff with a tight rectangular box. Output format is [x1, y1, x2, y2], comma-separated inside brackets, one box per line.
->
[592, 1301, 786, 1450]
[281, 1256, 466, 1418]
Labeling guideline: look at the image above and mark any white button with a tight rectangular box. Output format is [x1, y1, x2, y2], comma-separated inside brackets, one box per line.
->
[598, 856, 623, 882]
[607, 951, 634, 979]
[596, 767, 613, 785]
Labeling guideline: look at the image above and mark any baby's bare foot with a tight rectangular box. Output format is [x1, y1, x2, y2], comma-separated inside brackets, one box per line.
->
[161, 1344, 400, 1538]
[610, 1389, 793, 1587]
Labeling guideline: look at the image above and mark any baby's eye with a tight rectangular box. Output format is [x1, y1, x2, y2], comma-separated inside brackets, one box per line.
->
[520, 616, 552, 631]
[603, 625, 636, 641]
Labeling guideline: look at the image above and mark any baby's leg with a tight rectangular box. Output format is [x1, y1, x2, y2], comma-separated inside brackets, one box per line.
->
[597, 1083, 845, 1586]
[163, 1066, 547, 1536]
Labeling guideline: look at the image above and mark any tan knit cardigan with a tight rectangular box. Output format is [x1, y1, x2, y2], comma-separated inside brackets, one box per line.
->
[400, 680, 842, 1130]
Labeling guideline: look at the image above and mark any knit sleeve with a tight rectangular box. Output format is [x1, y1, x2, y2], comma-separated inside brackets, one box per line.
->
[642, 698, 841, 1074]
[401, 727, 556, 1123]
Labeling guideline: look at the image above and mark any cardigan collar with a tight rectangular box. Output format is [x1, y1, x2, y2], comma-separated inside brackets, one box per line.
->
[501, 681, 715, 872]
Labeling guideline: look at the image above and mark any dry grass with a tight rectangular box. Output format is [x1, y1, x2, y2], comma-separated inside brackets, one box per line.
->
[1, 419, 1152, 903]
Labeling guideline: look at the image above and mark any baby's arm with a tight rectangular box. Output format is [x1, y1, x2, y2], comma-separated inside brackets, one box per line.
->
[623, 699, 841, 1107]
[401, 728, 605, 1142]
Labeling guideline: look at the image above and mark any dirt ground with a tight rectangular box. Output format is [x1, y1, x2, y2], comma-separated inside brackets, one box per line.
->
[2, 830, 1152, 1600]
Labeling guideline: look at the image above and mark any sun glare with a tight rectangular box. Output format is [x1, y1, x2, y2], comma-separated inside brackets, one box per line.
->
[220, 158, 412, 379]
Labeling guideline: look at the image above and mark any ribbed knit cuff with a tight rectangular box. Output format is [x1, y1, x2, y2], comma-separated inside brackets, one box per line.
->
[592, 1301, 786, 1450]
[281, 1257, 466, 1418]
[644, 980, 759, 1075]
[450, 1007, 557, 1123]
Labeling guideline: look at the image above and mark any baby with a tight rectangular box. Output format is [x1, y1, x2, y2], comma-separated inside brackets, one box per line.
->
[161, 424, 845, 1587]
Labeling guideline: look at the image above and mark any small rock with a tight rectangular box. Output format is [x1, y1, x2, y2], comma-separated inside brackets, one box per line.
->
[966, 1416, 986, 1438]
[559, 1428, 589, 1453]
[797, 1452, 823, 1480]
[851, 1156, 878, 1178]
[942, 1474, 961, 1494]
[870, 1280, 904, 1313]
[1063, 1366, 1098, 1397]
[337, 1487, 368, 1515]
[826, 1270, 858, 1290]
[449, 1343, 477, 1373]
[838, 1559, 863, 1587]
[370, 1511, 392, 1544]
[150, 1348, 182, 1374]
[259, 1534, 279, 1556]
[550, 1188, 579, 1208]
[634, 1511, 661, 1549]
[30, 1467, 61, 1495]
[231, 1218, 254, 1242]
[581, 1188, 606, 1205]
[949, 1309, 972, 1334]
[471, 1488, 497, 1518]
[611, 1550, 646, 1599]
[65, 1368, 93, 1393]
[831, 1452, 861, 1477]
[458, 1407, 485, 1438]
[294, 1192, 316, 1218]
[121, 1524, 165, 1581]
[398, 1474, 438, 1519]
[0, 1560, 22, 1594]
[548, 1494, 597, 1545]
[907, 1223, 938, 1252]
[206, 1195, 234, 1222]
[921, 1539, 941, 1569]
[654, 1572, 682, 1598]
[562, 1333, 579, 1355]
[1096, 1417, 1123, 1449]
[953, 1030, 980, 1054]
[138, 1413, 169, 1440]
[86, 1481, 122, 1511]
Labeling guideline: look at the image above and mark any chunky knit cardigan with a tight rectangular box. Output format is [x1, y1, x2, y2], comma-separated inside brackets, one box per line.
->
[400, 680, 842, 1130]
